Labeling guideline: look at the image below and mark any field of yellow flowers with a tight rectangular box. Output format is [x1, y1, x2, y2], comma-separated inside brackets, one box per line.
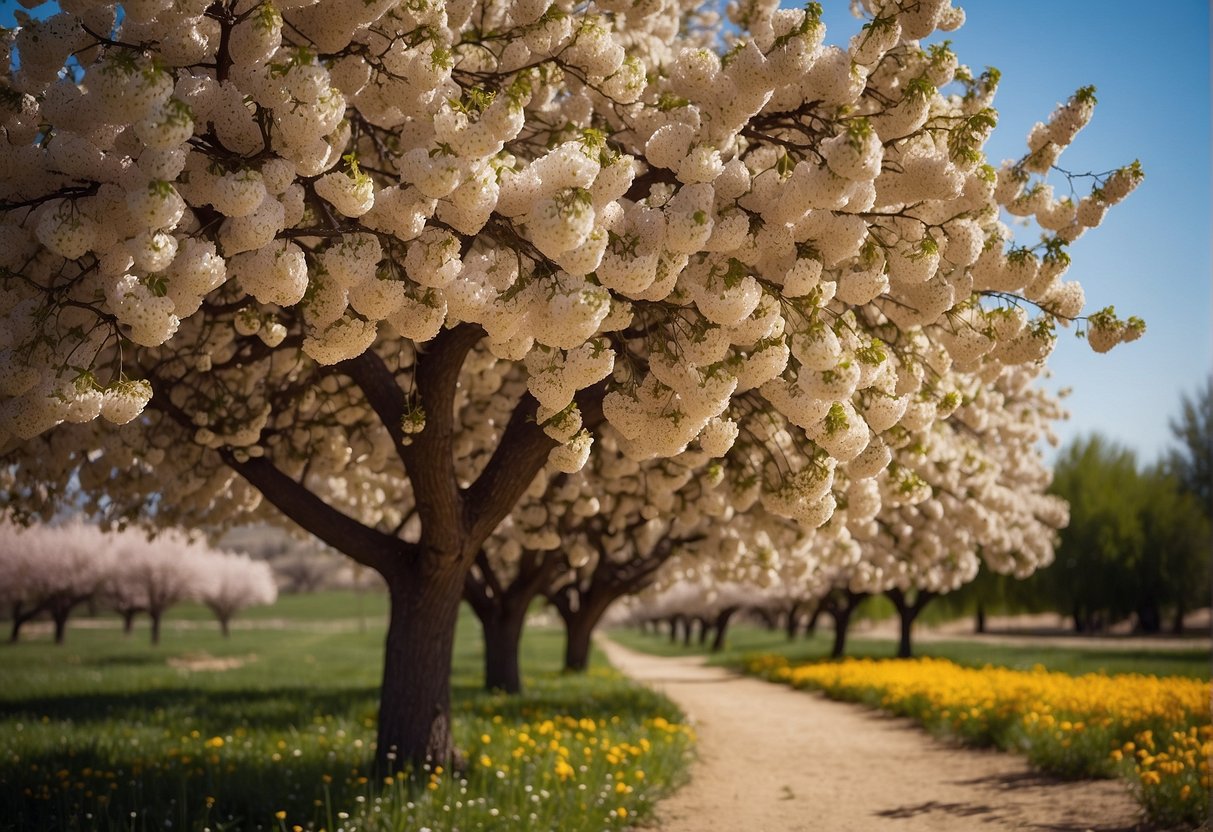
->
[744, 654, 1211, 828]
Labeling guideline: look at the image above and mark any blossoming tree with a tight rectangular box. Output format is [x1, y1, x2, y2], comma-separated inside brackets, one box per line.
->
[197, 549, 279, 635]
[0, 0, 1141, 767]
[0, 520, 114, 643]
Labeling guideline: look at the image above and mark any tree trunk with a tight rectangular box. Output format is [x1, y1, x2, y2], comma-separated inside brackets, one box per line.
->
[376, 565, 465, 772]
[681, 615, 693, 647]
[710, 607, 738, 653]
[887, 588, 935, 659]
[975, 602, 986, 634]
[829, 605, 852, 659]
[562, 607, 603, 672]
[150, 611, 163, 646]
[804, 605, 821, 638]
[896, 610, 914, 659]
[1135, 602, 1161, 634]
[479, 603, 527, 694]
[828, 591, 867, 658]
[1171, 600, 1186, 635]
[121, 610, 137, 635]
[785, 602, 802, 640]
[9, 603, 27, 643]
[52, 608, 68, 645]
[696, 617, 709, 646]
[219, 615, 231, 638]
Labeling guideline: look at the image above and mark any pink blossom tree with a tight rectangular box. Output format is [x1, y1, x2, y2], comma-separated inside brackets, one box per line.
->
[197, 550, 279, 636]
[0, 521, 114, 644]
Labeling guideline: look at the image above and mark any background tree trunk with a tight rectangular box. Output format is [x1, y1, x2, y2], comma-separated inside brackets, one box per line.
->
[121, 610, 137, 635]
[52, 608, 69, 645]
[975, 602, 986, 634]
[478, 604, 528, 694]
[149, 610, 163, 645]
[785, 602, 802, 640]
[887, 588, 935, 659]
[828, 591, 868, 659]
[829, 605, 852, 659]
[1171, 600, 1186, 635]
[710, 606, 738, 653]
[219, 615, 231, 638]
[9, 603, 29, 643]
[804, 604, 821, 638]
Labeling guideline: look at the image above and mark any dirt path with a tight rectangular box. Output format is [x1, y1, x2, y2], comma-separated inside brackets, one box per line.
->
[599, 639, 1148, 832]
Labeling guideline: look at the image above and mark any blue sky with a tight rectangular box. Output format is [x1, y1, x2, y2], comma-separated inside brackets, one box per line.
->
[3, 0, 1208, 464]
[812, 1, 1211, 464]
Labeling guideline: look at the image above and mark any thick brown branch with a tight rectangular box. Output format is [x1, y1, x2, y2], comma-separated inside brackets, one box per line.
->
[463, 392, 554, 545]
[337, 348, 409, 466]
[402, 323, 484, 557]
[219, 451, 409, 577]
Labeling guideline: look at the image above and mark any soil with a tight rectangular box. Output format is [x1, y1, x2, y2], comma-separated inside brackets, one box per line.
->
[165, 652, 255, 672]
[599, 639, 1151, 832]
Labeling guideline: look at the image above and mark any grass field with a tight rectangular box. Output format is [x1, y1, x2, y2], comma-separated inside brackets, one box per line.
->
[0, 594, 693, 832]
[608, 623, 1213, 679]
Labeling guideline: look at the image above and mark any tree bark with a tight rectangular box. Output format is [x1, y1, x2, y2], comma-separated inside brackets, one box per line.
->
[219, 615, 231, 638]
[696, 617, 709, 646]
[827, 591, 868, 659]
[785, 602, 802, 640]
[975, 602, 986, 634]
[710, 606, 738, 653]
[481, 615, 524, 694]
[150, 610, 163, 646]
[896, 610, 914, 658]
[1135, 602, 1161, 634]
[476, 603, 528, 694]
[121, 610, 137, 635]
[562, 610, 598, 672]
[1171, 600, 1186, 635]
[464, 547, 560, 694]
[887, 588, 935, 659]
[829, 604, 852, 659]
[9, 603, 28, 643]
[376, 563, 465, 772]
[52, 608, 68, 645]
[804, 604, 821, 638]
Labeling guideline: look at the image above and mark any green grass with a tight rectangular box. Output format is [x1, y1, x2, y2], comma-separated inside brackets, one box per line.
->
[608, 624, 1212, 679]
[63, 588, 392, 629]
[0, 603, 693, 831]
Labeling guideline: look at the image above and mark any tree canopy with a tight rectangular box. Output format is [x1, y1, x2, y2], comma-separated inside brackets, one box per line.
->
[0, 0, 1144, 767]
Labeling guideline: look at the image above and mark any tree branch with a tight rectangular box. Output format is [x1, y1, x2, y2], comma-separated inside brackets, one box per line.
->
[219, 451, 409, 577]
[337, 348, 409, 468]
[401, 323, 484, 557]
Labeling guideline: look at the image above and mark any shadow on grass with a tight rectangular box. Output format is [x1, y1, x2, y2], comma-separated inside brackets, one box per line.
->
[451, 673, 684, 724]
[0, 684, 381, 731]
